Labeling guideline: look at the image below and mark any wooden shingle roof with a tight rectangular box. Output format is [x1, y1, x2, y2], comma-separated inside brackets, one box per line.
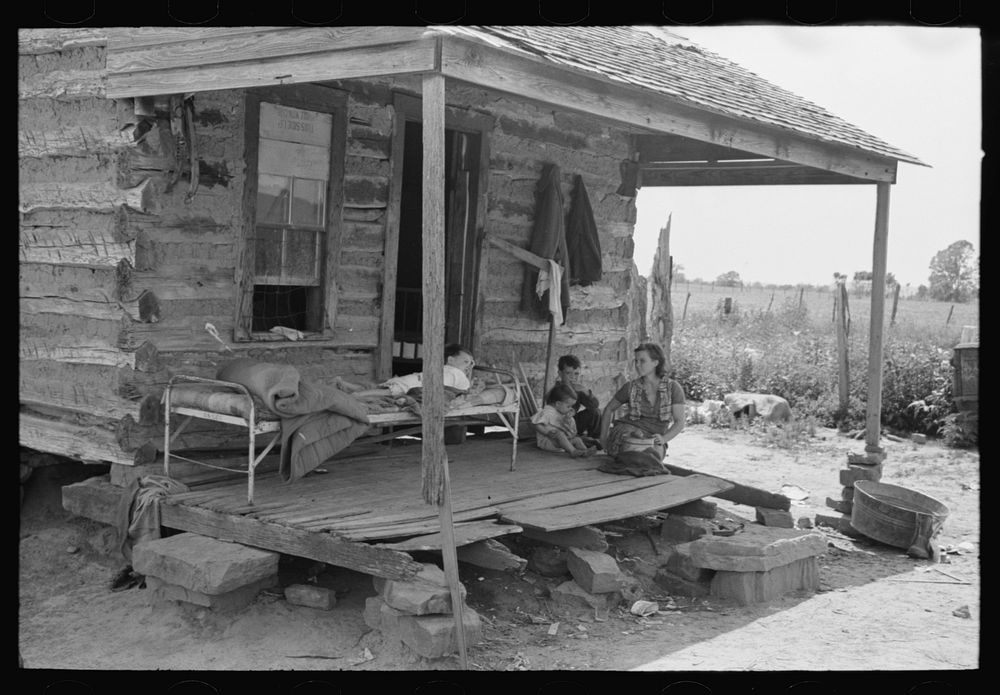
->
[444, 26, 925, 167]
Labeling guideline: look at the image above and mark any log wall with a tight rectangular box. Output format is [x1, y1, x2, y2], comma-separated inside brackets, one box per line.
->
[19, 31, 644, 466]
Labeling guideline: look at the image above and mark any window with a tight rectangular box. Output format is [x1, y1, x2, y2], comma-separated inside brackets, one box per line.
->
[236, 87, 346, 341]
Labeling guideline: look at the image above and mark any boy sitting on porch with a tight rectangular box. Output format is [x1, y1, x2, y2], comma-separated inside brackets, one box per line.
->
[531, 383, 598, 458]
[554, 353, 601, 443]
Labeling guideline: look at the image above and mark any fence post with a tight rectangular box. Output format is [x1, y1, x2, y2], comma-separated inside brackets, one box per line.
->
[766, 292, 775, 312]
[682, 292, 691, 322]
[835, 279, 850, 412]
[890, 283, 900, 325]
[946, 305, 955, 324]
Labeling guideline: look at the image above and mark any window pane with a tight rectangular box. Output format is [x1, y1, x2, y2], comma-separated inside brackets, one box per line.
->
[257, 174, 290, 224]
[291, 178, 326, 227]
[254, 227, 284, 280]
[284, 228, 319, 285]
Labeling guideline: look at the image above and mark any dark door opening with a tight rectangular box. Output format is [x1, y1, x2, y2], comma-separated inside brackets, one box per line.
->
[393, 121, 482, 376]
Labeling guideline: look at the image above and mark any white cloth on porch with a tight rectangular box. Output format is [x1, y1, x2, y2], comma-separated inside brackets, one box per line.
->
[535, 259, 565, 325]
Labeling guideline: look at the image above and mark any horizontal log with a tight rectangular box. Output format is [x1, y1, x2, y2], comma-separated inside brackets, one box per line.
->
[19, 361, 143, 422]
[19, 262, 123, 303]
[61, 476, 121, 527]
[19, 28, 110, 55]
[129, 270, 235, 302]
[19, 124, 133, 159]
[20, 296, 141, 322]
[158, 500, 423, 581]
[19, 179, 154, 214]
[19, 69, 107, 99]
[116, 413, 252, 454]
[20, 411, 133, 466]
[20, 343, 137, 370]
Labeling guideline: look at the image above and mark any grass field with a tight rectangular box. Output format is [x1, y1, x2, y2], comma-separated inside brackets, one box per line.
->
[668, 282, 978, 341]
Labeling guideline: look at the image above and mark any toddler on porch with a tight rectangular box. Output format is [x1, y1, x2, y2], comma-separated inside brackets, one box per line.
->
[531, 383, 598, 458]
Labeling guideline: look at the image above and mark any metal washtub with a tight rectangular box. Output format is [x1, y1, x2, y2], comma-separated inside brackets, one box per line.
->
[851, 480, 949, 550]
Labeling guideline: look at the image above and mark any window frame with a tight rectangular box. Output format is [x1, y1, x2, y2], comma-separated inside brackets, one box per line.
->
[235, 84, 348, 342]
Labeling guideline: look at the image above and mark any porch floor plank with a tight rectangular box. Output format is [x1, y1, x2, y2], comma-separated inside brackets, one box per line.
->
[499, 473, 734, 531]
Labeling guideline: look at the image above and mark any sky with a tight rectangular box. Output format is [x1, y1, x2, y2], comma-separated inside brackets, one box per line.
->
[632, 26, 982, 291]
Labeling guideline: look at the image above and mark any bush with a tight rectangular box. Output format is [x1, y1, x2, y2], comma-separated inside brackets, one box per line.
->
[668, 300, 972, 446]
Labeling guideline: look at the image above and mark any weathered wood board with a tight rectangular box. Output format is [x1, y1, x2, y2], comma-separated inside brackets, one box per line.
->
[499, 473, 734, 531]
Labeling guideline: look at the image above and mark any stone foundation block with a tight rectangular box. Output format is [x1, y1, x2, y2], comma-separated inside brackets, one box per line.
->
[687, 524, 827, 572]
[814, 513, 863, 538]
[840, 486, 855, 501]
[397, 607, 483, 659]
[659, 514, 714, 543]
[709, 556, 820, 605]
[755, 507, 794, 528]
[285, 584, 336, 610]
[373, 562, 466, 615]
[653, 569, 712, 598]
[664, 543, 714, 582]
[527, 546, 569, 577]
[566, 548, 626, 593]
[132, 533, 279, 595]
[550, 579, 621, 611]
[839, 465, 883, 487]
[847, 452, 886, 465]
[664, 499, 717, 519]
[146, 574, 276, 612]
[364, 595, 406, 633]
[825, 497, 853, 514]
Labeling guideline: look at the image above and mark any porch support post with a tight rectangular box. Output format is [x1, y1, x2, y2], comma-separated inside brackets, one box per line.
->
[864, 181, 891, 453]
[421, 69, 469, 668]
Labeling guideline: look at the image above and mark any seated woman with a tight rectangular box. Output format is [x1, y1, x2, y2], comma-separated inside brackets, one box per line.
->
[598, 342, 685, 461]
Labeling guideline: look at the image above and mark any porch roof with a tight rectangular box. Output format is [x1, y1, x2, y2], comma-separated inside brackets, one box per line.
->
[101, 26, 925, 183]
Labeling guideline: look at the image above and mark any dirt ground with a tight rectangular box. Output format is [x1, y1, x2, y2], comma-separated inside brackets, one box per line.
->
[19, 424, 979, 677]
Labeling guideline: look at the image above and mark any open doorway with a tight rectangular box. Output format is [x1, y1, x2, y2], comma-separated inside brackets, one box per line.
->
[390, 118, 485, 376]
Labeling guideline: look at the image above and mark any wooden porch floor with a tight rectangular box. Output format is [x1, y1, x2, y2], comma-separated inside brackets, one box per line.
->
[158, 435, 731, 580]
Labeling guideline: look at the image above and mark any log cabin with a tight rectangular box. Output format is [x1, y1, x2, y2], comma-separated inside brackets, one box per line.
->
[21, 27, 925, 588]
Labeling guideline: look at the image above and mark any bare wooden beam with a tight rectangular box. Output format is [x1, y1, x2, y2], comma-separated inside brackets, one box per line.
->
[865, 182, 892, 453]
[486, 236, 548, 271]
[639, 165, 871, 187]
[441, 38, 898, 182]
[106, 40, 439, 99]
[107, 27, 430, 75]
[636, 134, 765, 163]
[20, 412, 134, 466]
[158, 501, 424, 581]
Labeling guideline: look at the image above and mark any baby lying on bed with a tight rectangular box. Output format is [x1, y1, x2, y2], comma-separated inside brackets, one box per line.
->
[335, 343, 508, 409]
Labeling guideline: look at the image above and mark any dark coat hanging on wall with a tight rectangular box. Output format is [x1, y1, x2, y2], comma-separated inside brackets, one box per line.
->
[520, 163, 571, 324]
[565, 174, 602, 286]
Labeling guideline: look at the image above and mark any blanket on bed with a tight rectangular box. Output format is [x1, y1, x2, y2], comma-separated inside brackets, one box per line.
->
[216, 358, 371, 482]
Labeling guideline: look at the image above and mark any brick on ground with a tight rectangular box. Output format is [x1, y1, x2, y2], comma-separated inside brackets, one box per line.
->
[373, 562, 466, 615]
[132, 533, 279, 594]
[755, 507, 794, 528]
[825, 497, 853, 514]
[397, 607, 483, 659]
[285, 584, 336, 610]
[814, 512, 863, 538]
[566, 548, 626, 594]
[659, 514, 715, 543]
[710, 556, 820, 606]
[145, 574, 277, 612]
[840, 465, 883, 486]
[687, 524, 827, 572]
[653, 568, 712, 598]
[550, 579, 621, 611]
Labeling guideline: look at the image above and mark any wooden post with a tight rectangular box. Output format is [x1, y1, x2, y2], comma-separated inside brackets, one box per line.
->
[651, 213, 673, 360]
[798, 286, 805, 309]
[543, 315, 557, 398]
[890, 283, 900, 325]
[421, 71, 467, 667]
[835, 279, 850, 412]
[766, 292, 774, 312]
[682, 292, 691, 322]
[865, 182, 891, 454]
[946, 305, 955, 325]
